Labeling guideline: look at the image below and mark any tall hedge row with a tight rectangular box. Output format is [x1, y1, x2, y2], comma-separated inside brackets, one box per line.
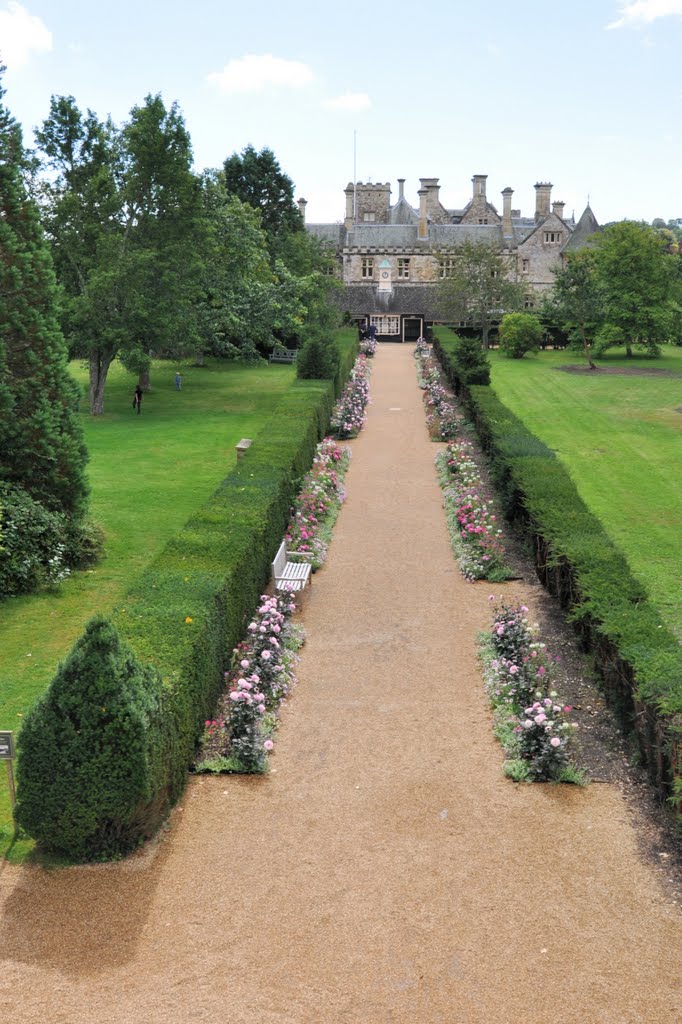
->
[16, 333, 357, 859]
[432, 328, 681, 812]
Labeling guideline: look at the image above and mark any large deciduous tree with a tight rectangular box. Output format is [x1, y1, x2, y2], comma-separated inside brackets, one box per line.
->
[544, 251, 605, 369]
[438, 241, 525, 348]
[0, 70, 89, 519]
[36, 93, 203, 413]
[590, 221, 681, 356]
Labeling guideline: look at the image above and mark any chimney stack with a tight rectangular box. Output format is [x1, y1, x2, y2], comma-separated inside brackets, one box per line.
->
[552, 200, 565, 220]
[534, 182, 553, 223]
[472, 174, 488, 198]
[344, 183, 355, 229]
[501, 187, 513, 237]
[418, 188, 428, 240]
[297, 197, 307, 223]
[398, 178, 405, 201]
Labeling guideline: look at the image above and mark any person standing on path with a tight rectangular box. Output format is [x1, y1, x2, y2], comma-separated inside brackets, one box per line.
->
[175, 372, 182, 390]
[133, 385, 143, 414]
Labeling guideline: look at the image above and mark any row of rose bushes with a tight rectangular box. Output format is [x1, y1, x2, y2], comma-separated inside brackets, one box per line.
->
[436, 441, 511, 583]
[330, 353, 371, 439]
[480, 599, 582, 783]
[414, 342, 511, 583]
[194, 437, 352, 772]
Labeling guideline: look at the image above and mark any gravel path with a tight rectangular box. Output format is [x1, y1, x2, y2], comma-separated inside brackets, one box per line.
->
[1, 344, 680, 1023]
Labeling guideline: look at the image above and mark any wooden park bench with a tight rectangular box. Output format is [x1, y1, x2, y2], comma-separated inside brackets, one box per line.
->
[271, 539, 313, 594]
[236, 438, 252, 460]
[268, 347, 298, 364]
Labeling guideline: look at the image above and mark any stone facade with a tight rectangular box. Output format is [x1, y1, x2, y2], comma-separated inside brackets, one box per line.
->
[306, 173, 599, 340]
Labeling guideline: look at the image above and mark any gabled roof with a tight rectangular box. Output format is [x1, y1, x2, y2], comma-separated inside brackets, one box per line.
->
[516, 210, 570, 250]
[561, 205, 600, 253]
[389, 197, 419, 225]
[338, 283, 447, 319]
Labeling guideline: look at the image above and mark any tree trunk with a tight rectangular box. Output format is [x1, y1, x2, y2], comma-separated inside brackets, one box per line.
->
[481, 324, 490, 349]
[194, 350, 205, 366]
[625, 340, 633, 358]
[138, 368, 151, 391]
[580, 327, 597, 369]
[88, 348, 115, 416]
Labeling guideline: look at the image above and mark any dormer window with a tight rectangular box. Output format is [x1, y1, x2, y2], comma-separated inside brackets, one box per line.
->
[363, 212, 376, 222]
[478, 218, 489, 224]
[544, 231, 562, 244]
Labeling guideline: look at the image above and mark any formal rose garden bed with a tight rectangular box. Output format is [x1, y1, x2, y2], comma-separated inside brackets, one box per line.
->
[330, 353, 371, 439]
[480, 598, 585, 784]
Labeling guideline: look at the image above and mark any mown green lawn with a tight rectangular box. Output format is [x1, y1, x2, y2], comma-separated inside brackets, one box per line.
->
[0, 356, 294, 859]
[488, 346, 682, 640]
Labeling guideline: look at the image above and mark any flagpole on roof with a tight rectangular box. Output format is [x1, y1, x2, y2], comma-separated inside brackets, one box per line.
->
[353, 129, 357, 223]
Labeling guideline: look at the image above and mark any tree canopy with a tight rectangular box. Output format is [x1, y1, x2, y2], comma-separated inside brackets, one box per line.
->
[437, 241, 525, 348]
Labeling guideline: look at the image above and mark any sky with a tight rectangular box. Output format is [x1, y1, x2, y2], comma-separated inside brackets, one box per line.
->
[1, 0, 682, 226]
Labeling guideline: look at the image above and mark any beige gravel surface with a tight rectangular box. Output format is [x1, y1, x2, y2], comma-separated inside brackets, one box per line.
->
[1, 344, 681, 1024]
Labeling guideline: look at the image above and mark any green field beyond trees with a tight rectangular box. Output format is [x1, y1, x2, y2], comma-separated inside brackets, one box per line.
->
[0, 357, 294, 858]
[488, 347, 682, 639]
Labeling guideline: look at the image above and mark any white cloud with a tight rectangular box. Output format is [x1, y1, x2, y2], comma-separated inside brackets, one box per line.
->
[0, 1, 52, 69]
[607, 0, 682, 29]
[322, 92, 372, 111]
[207, 53, 314, 94]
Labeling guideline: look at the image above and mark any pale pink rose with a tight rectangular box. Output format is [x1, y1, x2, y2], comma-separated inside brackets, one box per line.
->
[550, 737, 561, 748]
[263, 740, 274, 751]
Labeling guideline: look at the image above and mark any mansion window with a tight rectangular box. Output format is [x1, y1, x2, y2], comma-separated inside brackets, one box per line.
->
[524, 294, 535, 309]
[439, 257, 456, 279]
[361, 257, 374, 279]
[478, 218, 489, 224]
[398, 258, 410, 279]
[363, 212, 376, 222]
[521, 258, 530, 273]
[543, 231, 562, 244]
[370, 315, 400, 335]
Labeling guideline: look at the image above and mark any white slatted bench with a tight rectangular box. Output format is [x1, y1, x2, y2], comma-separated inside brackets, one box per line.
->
[268, 347, 298, 364]
[271, 540, 312, 594]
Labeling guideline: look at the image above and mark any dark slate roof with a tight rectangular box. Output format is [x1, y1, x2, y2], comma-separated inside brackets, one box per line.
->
[337, 283, 448, 319]
[389, 198, 419, 225]
[346, 224, 420, 247]
[561, 205, 600, 253]
[429, 223, 504, 247]
[306, 223, 346, 245]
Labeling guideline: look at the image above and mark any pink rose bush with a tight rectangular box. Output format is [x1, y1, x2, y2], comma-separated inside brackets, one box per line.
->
[481, 599, 579, 782]
[421, 365, 459, 442]
[285, 437, 351, 569]
[359, 335, 377, 357]
[330, 354, 371, 439]
[436, 440, 510, 582]
[195, 592, 303, 773]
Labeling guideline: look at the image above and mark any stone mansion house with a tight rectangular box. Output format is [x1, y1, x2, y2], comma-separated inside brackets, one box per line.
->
[301, 175, 599, 342]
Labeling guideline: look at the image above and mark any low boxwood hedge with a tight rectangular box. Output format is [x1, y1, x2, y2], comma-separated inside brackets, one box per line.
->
[16, 333, 358, 860]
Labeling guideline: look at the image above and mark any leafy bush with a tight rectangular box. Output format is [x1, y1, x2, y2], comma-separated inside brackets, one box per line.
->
[498, 312, 543, 359]
[15, 617, 168, 860]
[297, 336, 340, 382]
[432, 327, 490, 395]
[0, 484, 70, 597]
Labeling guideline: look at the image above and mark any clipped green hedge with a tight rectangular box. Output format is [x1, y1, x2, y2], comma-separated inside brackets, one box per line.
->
[16, 331, 358, 859]
[463, 382, 682, 811]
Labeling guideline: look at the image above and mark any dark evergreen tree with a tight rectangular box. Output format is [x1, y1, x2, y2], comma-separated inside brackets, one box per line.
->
[15, 616, 168, 860]
[222, 144, 303, 257]
[0, 69, 89, 518]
